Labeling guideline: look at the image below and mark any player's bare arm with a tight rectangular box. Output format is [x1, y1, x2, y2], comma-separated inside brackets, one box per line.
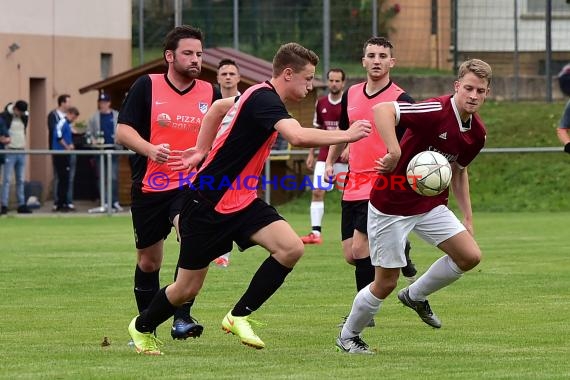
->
[116, 123, 171, 164]
[275, 118, 370, 148]
[324, 143, 345, 178]
[451, 163, 474, 235]
[373, 102, 401, 173]
[306, 148, 315, 170]
[339, 145, 350, 163]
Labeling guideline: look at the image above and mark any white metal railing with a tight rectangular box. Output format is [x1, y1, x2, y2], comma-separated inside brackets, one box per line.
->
[0, 146, 564, 214]
[1, 149, 132, 216]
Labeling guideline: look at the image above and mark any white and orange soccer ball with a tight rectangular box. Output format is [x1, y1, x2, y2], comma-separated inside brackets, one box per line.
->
[406, 151, 452, 196]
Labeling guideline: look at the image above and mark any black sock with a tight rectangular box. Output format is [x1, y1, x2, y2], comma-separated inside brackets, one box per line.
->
[401, 240, 418, 277]
[133, 265, 160, 314]
[232, 255, 293, 317]
[404, 241, 412, 263]
[354, 256, 375, 291]
[172, 265, 196, 321]
[136, 287, 177, 333]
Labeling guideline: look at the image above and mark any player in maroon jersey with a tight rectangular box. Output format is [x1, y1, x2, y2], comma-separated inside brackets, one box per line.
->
[337, 59, 492, 354]
[126, 42, 371, 354]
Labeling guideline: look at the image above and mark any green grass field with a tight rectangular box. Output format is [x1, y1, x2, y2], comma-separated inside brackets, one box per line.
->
[1, 209, 569, 379]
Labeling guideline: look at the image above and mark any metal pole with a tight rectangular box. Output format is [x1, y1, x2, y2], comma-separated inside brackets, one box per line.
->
[106, 152, 113, 216]
[452, 0, 458, 73]
[323, 0, 330, 80]
[139, 0, 144, 65]
[545, 0, 553, 103]
[174, 0, 182, 27]
[99, 153, 105, 210]
[372, 0, 378, 36]
[233, 0, 239, 50]
[513, 0, 519, 102]
[264, 158, 271, 204]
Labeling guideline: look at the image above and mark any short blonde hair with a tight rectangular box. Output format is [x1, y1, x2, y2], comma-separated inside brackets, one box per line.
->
[458, 59, 492, 86]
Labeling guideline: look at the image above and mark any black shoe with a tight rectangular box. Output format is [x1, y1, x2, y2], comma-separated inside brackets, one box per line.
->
[171, 317, 204, 340]
[0, 206, 7, 215]
[17, 205, 32, 214]
[401, 241, 417, 281]
[397, 287, 441, 328]
[335, 334, 375, 354]
[56, 205, 70, 212]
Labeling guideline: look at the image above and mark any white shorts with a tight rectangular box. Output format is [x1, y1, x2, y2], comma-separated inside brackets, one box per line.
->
[311, 161, 348, 191]
[368, 203, 466, 268]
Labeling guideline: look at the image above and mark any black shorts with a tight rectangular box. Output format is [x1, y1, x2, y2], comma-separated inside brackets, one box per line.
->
[130, 186, 187, 249]
[341, 200, 369, 241]
[178, 193, 284, 270]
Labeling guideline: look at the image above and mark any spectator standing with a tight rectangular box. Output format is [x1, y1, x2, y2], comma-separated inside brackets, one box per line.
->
[0, 112, 10, 174]
[47, 94, 73, 211]
[87, 93, 123, 211]
[52, 107, 80, 212]
[1, 101, 32, 214]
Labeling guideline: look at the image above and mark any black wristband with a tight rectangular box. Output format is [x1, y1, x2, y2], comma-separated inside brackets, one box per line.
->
[565, 142, 570, 154]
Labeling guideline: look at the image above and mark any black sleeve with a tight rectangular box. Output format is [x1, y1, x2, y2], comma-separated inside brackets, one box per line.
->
[118, 75, 152, 140]
[338, 90, 349, 130]
[47, 111, 57, 131]
[398, 92, 415, 104]
[212, 85, 223, 101]
[243, 89, 291, 132]
[396, 92, 414, 141]
[0, 117, 7, 137]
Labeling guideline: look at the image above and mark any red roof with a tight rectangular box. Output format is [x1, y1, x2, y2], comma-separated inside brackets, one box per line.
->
[79, 47, 325, 94]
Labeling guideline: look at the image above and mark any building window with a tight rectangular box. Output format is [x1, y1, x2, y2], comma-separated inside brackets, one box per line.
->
[101, 53, 113, 79]
[527, 0, 570, 15]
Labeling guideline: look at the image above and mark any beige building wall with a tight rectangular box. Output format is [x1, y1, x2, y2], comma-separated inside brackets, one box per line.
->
[388, 0, 452, 70]
[0, 0, 131, 203]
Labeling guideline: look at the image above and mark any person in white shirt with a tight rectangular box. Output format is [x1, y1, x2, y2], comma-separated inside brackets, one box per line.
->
[1, 100, 32, 214]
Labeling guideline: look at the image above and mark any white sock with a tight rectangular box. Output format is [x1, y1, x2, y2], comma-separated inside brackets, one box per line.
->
[221, 252, 231, 260]
[340, 284, 382, 340]
[309, 201, 324, 234]
[409, 255, 463, 301]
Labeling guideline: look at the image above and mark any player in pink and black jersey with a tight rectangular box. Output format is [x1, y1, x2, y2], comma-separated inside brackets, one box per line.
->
[117, 25, 221, 344]
[324, 37, 418, 329]
[126, 42, 371, 354]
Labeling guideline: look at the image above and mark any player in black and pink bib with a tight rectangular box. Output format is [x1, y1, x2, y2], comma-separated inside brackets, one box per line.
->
[127, 42, 371, 354]
[323, 38, 418, 335]
[118, 26, 221, 348]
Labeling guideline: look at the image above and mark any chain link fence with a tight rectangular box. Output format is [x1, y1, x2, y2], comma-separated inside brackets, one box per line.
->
[133, 0, 570, 100]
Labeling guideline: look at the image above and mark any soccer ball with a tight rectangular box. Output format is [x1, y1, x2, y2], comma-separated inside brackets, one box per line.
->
[406, 151, 452, 196]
